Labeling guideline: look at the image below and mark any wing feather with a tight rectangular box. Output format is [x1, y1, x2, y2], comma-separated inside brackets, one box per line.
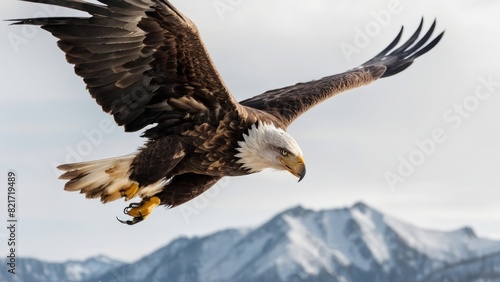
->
[240, 19, 444, 127]
[11, 0, 244, 138]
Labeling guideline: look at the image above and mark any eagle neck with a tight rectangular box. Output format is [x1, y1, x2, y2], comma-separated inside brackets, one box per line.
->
[234, 122, 285, 173]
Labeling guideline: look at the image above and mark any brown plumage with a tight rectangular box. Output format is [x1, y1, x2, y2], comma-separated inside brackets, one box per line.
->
[11, 0, 444, 224]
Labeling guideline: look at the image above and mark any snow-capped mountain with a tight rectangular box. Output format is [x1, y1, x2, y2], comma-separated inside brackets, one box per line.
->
[94, 202, 500, 282]
[3, 203, 500, 282]
[0, 255, 124, 282]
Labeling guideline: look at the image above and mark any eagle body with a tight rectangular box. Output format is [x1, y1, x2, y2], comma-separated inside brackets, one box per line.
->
[131, 105, 286, 180]
[12, 0, 444, 224]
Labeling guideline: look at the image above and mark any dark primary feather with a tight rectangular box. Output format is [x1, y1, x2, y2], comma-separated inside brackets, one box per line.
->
[11, 0, 245, 138]
[240, 18, 444, 127]
[363, 18, 444, 78]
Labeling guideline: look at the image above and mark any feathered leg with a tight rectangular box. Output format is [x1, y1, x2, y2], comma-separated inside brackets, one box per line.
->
[118, 173, 222, 225]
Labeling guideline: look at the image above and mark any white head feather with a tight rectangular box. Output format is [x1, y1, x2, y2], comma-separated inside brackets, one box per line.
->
[235, 123, 303, 173]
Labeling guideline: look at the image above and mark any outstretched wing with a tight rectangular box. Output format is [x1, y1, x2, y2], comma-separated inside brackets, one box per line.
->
[240, 19, 444, 128]
[11, 0, 243, 138]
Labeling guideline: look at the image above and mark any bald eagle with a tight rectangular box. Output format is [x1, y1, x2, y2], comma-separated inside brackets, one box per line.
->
[12, 0, 443, 224]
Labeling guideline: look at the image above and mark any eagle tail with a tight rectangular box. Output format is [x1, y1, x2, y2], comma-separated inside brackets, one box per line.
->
[58, 155, 139, 203]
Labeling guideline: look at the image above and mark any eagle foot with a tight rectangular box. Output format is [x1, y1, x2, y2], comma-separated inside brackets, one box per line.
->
[121, 182, 139, 201]
[117, 196, 161, 225]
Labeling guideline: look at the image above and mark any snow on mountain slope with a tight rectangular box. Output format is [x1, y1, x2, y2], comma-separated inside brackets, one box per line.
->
[66, 255, 124, 280]
[198, 228, 251, 278]
[235, 202, 500, 281]
[94, 202, 500, 282]
[8, 203, 500, 282]
[385, 215, 500, 263]
[173, 203, 500, 281]
[94, 229, 250, 282]
[295, 202, 500, 271]
[0, 255, 124, 282]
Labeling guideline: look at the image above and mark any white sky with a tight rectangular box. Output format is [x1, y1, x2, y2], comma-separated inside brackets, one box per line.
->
[1, 0, 500, 262]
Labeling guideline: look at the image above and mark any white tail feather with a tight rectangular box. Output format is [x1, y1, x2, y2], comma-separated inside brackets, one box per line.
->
[58, 155, 137, 202]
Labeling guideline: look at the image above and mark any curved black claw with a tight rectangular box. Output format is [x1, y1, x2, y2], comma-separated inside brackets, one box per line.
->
[123, 202, 141, 215]
[120, 202, 145, 225]
[116, 216, 144, 225]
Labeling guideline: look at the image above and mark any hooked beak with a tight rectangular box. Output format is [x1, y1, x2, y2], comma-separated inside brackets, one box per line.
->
[279, 155, 306, 182]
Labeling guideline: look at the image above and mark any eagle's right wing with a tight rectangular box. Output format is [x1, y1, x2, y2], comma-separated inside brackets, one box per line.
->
[240, 19, 444, 128]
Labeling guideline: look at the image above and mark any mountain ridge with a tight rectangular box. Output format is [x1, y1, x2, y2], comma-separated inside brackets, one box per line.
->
[94, 201, 500, 282]
[2, 202, 499, 282]
[0, 254, 124, 282]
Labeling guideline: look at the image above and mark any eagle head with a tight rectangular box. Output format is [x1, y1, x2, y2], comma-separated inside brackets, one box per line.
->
[235, 123, 306, 181]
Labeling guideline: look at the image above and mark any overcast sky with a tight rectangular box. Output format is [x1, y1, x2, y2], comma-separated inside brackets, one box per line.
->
[1, 0, 500, 262]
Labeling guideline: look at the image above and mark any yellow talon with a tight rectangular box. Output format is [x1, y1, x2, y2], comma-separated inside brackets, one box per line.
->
[118, 197, 161, 225]
[126, 197, 160, 218]
[123, 182, 139, 201]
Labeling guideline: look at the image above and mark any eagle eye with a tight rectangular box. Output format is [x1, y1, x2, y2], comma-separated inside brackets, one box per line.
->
[280, 148, 289, 157]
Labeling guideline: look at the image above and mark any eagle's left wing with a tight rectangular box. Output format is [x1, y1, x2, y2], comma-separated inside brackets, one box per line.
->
[11, 0, 246, 139]
[240, 19, 444, 128]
